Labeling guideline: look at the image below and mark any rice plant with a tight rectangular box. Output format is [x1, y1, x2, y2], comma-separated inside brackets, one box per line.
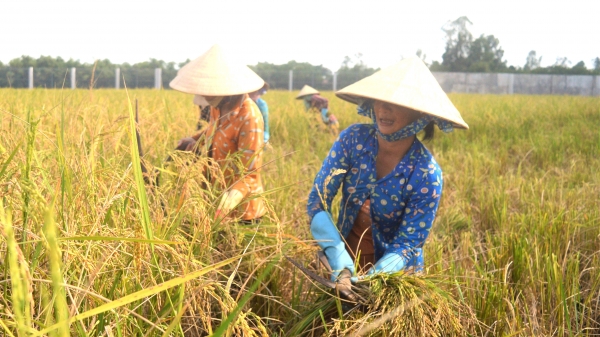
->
[0, 88, 598, 336]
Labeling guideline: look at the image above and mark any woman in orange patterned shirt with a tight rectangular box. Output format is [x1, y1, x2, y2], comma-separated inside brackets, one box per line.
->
[170, 45, 267, 222]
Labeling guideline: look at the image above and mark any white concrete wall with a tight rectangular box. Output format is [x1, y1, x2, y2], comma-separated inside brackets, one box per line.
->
[432, 72, 600, 96]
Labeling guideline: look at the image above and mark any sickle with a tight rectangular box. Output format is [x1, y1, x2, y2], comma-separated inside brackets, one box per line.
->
[285, 256, 363, 304]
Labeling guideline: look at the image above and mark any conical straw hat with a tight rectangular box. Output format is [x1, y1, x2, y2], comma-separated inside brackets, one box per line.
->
[336, 57, 468, 129]
[255, 82, 269, 94]
[296, 85, 320, 99]
[261, 82, 269, 92]
[170, 44, 265, 96]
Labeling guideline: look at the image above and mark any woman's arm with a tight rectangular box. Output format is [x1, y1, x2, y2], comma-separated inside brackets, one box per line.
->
[386, 164, 443, 261]
[307, 128, 357, 280]
[306, 128, 353, 220]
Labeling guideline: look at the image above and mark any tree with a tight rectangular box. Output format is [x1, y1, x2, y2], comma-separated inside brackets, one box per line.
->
[250, 61, 332, 90]
[569, 61, 588, 75]
[336, 54, 378, 89]
[438, 16, 506, 72]
[340, 53, 367, 69]
[341, 55, 352, 68]
[178, 59, 191, 69]
[594, 57, 600, 72]
[524, 50, 542, 71]
[0, 55, 187, 88]
[33, 56, 70, 88]
[429, 60, 444, 71]
[441, 16, 473, 71]
[8, 55, 37, 68]
[554, 57, 571, 68]
[467, 34, 506, 72]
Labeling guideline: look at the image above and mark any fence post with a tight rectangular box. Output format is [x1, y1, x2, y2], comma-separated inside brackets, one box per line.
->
[333, 72, 337, 91]
[71, 67, 76, 89]
[288, 70, 293, 91]
[28, 67, 33, 89]
[154, 68, 162, 89]
[508, 73, 514, 95]
[115, 68, 120, 89]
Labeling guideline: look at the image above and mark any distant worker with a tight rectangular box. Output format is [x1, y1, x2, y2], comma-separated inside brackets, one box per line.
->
[170, 44, 267, 223]
[249, 83, 270, 144]
[296, 85, 339, 134]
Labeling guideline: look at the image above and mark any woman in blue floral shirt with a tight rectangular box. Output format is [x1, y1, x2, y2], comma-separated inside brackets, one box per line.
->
[307, 57, 469, 281]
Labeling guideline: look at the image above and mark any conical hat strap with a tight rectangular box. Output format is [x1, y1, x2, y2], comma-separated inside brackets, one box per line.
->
[357, 100, 454, 141]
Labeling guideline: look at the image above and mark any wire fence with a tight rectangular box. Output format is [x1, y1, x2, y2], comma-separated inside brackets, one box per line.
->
[0, 67, 175, 89]
[0, 67, 370, 91]
[2, 67, 598, 95]
[254, 69, 369, 91]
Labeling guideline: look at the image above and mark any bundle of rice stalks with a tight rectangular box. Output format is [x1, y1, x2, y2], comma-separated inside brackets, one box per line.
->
[288, 272, 481, 336]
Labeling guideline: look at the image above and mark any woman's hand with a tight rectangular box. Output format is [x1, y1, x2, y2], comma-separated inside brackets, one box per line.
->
[176, 137, 197, 151]
[367, 253, 406, 275]
[215, 189, 244, 218]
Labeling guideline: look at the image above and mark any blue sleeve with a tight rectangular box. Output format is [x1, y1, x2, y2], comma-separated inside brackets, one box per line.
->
[320, 108, 329, 123]
[386, 164, 443, 260]
[257, 98, 269, 143]
[306, 128, 353, 220]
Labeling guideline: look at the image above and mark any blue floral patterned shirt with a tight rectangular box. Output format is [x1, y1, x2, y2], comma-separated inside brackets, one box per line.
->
[307, 123, 443, 269]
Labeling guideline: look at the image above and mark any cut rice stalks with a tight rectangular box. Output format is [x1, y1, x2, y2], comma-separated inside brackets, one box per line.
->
[287, 272, 482, 336]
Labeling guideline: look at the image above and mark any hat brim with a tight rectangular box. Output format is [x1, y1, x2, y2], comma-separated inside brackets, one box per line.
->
[335, 58, 468, 129]
[169, 45, 265, 96]
[193, 95, 209, 107]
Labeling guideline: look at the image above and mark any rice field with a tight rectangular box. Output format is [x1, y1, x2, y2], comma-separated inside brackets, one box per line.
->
[0, 88, 599, 336]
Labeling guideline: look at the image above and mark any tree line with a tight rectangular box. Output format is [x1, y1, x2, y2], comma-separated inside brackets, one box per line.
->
[2, 16, 598, 89]
[0, 54, 378, 90]
[0, 57, 184, 89]
[249, 54, 379, 90]
[428, 16, 600, 75]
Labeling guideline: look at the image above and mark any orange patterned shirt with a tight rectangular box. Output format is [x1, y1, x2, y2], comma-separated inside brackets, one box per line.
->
[201, 95, 266, 220]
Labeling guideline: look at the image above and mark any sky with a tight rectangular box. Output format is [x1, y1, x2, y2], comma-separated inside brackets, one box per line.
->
[1, 0, 599, 71]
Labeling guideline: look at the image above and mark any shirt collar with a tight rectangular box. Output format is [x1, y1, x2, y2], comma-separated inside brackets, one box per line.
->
[361, 125, 423, 176]
[398, 139, 421, 167]
[391, 142, 421, 178]
[217, 94, 248, 120]
[361, 125, 378, 157]
[361, 124, 420, 161]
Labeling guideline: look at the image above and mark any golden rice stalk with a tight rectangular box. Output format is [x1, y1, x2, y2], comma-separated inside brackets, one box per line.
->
[315, 168, 346, 213]
[0, 200, 34, 336]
